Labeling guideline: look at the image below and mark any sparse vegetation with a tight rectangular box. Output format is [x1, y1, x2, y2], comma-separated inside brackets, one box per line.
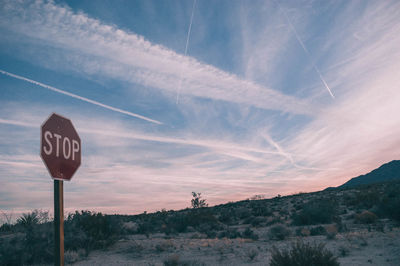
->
[310, 225, 326, 236]
[0, 210, 53, 265]
[163, 254, 205, 266]
[1, 179, 400, 265]
[245, 248, 259, 261]
[270, 241, 339, 266]
[355, 210, 378, 224]
[242, 227, 259, 240]
[268, 224, 291, 240]
[0, 210, 122, 265]
[217, 227, 241, 239]
[291, 198, 338, 225]
[64, 210, 122, 253]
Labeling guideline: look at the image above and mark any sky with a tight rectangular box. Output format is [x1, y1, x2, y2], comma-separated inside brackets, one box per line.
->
[1, 0, 400, 218]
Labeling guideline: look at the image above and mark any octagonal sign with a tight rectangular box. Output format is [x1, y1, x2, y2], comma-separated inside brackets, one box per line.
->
[41, 113, 81, 181]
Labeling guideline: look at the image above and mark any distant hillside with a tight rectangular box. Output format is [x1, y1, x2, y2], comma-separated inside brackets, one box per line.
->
[338, 160, 400, 188]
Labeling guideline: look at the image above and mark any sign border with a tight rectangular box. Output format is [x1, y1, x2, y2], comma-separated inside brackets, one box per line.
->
[40, 112, 81, 181]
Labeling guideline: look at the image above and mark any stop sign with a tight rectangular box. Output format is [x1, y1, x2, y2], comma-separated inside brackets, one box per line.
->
[41, 113, 81, 181]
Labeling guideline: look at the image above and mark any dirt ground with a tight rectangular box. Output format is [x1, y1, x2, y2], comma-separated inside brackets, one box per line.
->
[71, 227, 400, 265]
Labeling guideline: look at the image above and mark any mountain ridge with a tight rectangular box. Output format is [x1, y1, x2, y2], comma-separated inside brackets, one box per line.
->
[337, 160, 400, 188]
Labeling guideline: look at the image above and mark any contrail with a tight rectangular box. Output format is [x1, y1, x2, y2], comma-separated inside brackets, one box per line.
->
[262, 133, 294, 164]
[0, 69, 163, 125]
[261, 133, 338, 171]
[275, 2, 335, 99]
[176, 0, 197, 104]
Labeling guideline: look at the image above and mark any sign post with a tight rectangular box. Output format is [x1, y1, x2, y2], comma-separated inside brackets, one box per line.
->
[54, 180, 64, 266]
[40, 113, 81, 266]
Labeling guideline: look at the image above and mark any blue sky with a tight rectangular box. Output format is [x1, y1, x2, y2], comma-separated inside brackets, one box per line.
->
[1, 0, 400, 217]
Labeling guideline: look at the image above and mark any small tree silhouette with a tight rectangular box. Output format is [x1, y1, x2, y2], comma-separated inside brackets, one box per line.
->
[191, 192, 208, 208]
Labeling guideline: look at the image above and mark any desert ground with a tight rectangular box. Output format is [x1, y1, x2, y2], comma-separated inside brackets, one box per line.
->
[72, 227, 400, 265]
[2, 181, 400, 265]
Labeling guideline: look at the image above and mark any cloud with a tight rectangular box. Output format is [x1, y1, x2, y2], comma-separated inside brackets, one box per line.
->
[0, 0, 313, 115]
[0, 103, 297, 213]
[1, 0, 400, 215]
[234, 0, 400, 192]
[281, 0, 400, 186]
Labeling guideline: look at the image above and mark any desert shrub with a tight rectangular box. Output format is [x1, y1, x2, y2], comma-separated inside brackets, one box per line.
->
[218, 208, 234, 224]
[266, 216, 282, 226]
[338, 245, 349, 257]
[64, 250, 82, 264]
[292, 199, 338, 225]
[205, 230, 217, 238]
[164, 254, 181, 266]
[0, 234, 26, 265]
[351, 189, 381, 209]
[137, 219, 153, 236]
[217, 228, 241, 239]
[326, 231, 336, 240]
[295, 227, 310, 237]
[16, 212, 39, 228]
[268, 224, 291, 240]
[252, 216, 265, 227]
[122, 221, 138, 234]
[279, 209, 289, 216]
[235, 207, 252, 219]
[164, 212, 188, 233]
[64, 211, 121, 253]
[0, 213, 53, 265]
[246, 248, 259, 261]
[242, 216, 264, 227]
[156, 240, 174, 252]
[242, 227, 259, 240]
[310, 225, 326, 236]
[270, 241, 339, 266]
[186, 209, 215, 226]
[250, 202, 271, 217]
[163, 254, 205, 266]
[325, 224, 338, 240]
[196, 221, 218, 235]
[186, 209, 221, 234]
[0, 223, 12, 233]
[243, 215, 255, 225]
[376, 186, 400, 222]
[136, 207, 220, 235]
[121, 242, 144, 257]
[355, 210, 378, 224]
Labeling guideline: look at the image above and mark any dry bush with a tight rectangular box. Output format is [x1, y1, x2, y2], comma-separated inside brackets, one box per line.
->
[163, 254, 205, 266]
[310, 226, 326, 236]
[64, 250, 83, 264]
[0, 211, 53, 265]
[164, 254, 181, 266]
[291, 199, 338, 225]
[242, 227, 259, 240]
[325, 224, 338, 240]
[268, 224, 291, 240]
[270, 241, 339, 266]
[156, 240, 175, 252]
[246, 248, 259, 261]
[355, 210, 378, 224]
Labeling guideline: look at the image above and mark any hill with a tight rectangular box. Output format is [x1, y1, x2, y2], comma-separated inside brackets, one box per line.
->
[2, 165, 400, 265]
[338, 160, 400, 188]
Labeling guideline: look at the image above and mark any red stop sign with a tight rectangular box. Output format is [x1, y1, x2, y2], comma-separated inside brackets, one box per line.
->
[41, 113, 81, 181]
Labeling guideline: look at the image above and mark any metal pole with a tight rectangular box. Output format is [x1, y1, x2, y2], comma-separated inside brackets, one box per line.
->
[54, 180, 64, 266]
